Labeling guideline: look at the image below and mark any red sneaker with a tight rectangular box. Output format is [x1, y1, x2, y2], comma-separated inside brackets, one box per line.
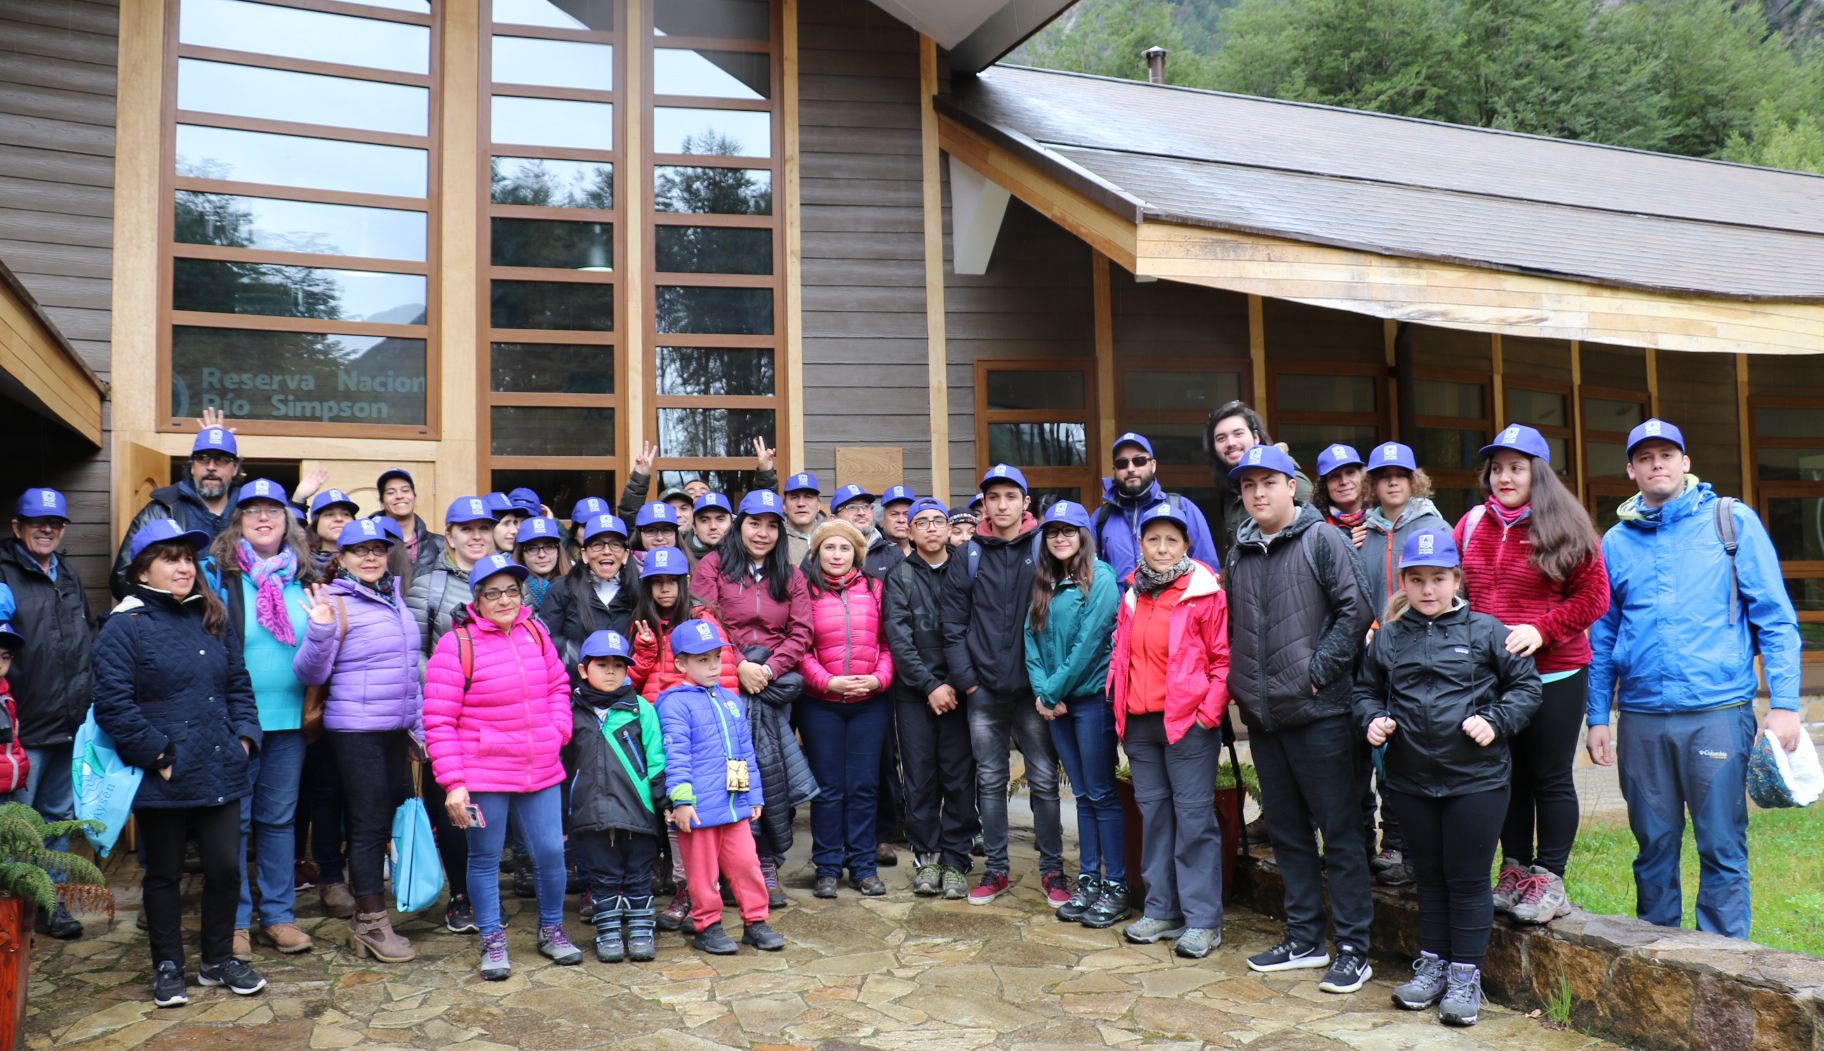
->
[968, 871, 1010, 906]
[1041, 871, 1071, 906]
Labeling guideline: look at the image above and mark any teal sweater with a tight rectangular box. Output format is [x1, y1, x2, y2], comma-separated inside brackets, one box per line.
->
[1024, 559, 1119, 707]
[240, 576, 309, 732]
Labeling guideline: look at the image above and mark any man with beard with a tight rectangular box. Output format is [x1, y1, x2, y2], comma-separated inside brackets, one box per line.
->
[1095, 433, 1219, 584]
[1203, 401, 1313, 559]
[111, 425, 245, 598]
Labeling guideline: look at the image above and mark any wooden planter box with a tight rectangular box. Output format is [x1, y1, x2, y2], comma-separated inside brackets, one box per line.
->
[0, 896, 31, 1051]
[1114, 776, 1245, 906]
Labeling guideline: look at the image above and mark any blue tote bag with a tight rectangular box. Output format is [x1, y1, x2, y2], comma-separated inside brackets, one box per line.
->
[389, 765, 443, 913]
[72, 708, 142, 857]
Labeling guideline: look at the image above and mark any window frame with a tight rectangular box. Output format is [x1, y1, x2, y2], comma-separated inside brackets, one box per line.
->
[1115, 356, 1250, 495]
[1267, 360, 1389, 477]
[1750, 396, 1824, 661]
[1409, 365, 1493, 501]
[975, 357, 1100, 501]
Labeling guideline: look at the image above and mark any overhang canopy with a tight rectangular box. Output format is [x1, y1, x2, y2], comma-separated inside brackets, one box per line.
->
[0, 259, 108, 445]
[938, 65, 1824, 356]
[866, 0, 1076, 73]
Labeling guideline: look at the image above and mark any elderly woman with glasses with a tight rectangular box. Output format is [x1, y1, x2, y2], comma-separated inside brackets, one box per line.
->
[424, 553, 576, 980]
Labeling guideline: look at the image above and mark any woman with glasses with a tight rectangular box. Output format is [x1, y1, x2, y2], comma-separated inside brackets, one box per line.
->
[540, 513, 637, 675]
[424, 554, 578, 980]
[514, 517, 571, 610]
[293, 519, 423, 964]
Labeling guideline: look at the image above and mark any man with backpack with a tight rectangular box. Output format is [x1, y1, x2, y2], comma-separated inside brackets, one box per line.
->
[1587, 419, 1801, 941]
[1097, 433, 1219, 583]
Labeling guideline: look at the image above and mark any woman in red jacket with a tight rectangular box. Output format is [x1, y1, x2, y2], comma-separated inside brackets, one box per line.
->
[1106, 504, 1231, 960]
[1454, 424, 1609, 926]
[795, 519, 896, 899]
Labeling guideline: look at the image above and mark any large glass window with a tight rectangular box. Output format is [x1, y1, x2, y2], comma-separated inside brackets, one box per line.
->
[1272, 365, 1386, 476]
[976, 360, 1098, 498]
[1753, 398, 1824, 657]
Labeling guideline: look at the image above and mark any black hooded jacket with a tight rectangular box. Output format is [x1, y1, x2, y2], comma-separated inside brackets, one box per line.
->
[0, 541, 93, 747]
[883, 550, 951, 699]
[939, 517, 1040, 696]
[563, 683, 666, 837]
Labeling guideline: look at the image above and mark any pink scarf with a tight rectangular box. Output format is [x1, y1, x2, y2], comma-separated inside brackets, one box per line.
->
[237, 539, 299, 645]
[1486, 497, 1531, 528]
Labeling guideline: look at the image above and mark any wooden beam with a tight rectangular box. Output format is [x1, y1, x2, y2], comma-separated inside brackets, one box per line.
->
[1383, 318, 1399, 440]
[1645, 348, 1660, 418]
[1571, 340, 1586, 503]
[1491, 333, 1505, 429]
[781, 0, 805, 475]
[1093, 252, 1115, 478]
[623, 0, 647, 481]
[1738, 354, 1754, 505]
[441, 0, 481, 499]
[918, 34, 951, 503]
[1248, 294, 1268, 427]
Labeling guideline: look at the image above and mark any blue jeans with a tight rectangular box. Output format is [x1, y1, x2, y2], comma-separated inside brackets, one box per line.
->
[966, 686, 1064, 876]
[1618, 704, 1755, 940]
[1047, 695, 1125, 881]
[466, 785, 566, 936]
[796, 694, 892, 880]
[237, 729, 306, 928]
[21, 742, 75, 856]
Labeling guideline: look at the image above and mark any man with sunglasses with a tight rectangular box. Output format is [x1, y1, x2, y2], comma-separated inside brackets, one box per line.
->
[111, 425, 246, 599]
[1095, 433, 1219, 585]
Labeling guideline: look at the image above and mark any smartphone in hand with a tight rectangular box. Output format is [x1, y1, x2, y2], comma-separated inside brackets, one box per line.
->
[463, 804, 486, 827]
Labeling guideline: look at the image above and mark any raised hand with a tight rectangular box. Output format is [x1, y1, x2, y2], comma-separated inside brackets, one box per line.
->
[633, 441, 657, 476]
[199, 407, 237, 434]
[635, 621, 656, 646]
[293, 467, 330, 505]
[298, 582, 336, 625]
[752, 437, 776, 473]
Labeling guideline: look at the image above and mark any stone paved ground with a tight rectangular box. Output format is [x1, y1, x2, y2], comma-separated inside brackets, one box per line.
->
[28, 811, 1630, 1051]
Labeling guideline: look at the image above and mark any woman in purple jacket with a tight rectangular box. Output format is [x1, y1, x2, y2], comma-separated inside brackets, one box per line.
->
[293, 518, 423, 964]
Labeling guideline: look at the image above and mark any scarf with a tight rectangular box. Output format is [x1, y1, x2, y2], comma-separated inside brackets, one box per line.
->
[1486, 497, 1530, 528]
[1134, 554, 1195, 596]
[577, 681, 636, 717]
[822, 567, 864, 593]
[355, 571, 397, 607]
[1329, 506, 1367, 529]
[525, 575, 554, 610]
[237, 539, 299, 645]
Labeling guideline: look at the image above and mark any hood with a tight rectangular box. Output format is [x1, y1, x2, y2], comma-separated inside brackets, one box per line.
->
[1615, 474, 1705, 527]
[1366, 497, 1441, 534]
[975, 511, 1038, 543]
[1233, 501, 1324, 550]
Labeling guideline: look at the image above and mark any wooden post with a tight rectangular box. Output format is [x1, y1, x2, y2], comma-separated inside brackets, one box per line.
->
[917, 34, 950, 501]
[1570, 340, 1586, 503]
[1383, 319, 1399, 440]
[1248, 294, 1267, 425]
[1738, 354, 1754, 505]
[1645, 348, 1660, 418]
[1490, 333, 1505, 429]
[781, 0, 804, 475]
[441, 0, 482, 494]
[1094, 253, 1116, 477]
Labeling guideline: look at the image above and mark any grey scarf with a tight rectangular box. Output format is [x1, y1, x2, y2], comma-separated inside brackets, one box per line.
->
[1135, 555, 1195, 596]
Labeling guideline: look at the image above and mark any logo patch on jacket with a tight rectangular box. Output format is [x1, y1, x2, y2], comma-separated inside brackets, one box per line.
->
[1453, 646, 1470, 654]
[1698, 748, 1729, 760]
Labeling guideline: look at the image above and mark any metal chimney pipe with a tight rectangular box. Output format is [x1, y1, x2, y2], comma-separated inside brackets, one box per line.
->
[1142, 46, 1168, 84]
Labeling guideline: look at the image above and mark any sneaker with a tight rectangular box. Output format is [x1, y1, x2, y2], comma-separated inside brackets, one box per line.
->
[1055, 875, 1101, 923]
[538, 925, 584, 965]
[911, 856, 941, 896]
[692, 925, 738, 955]
[445, 893, 478, 934]
[513, 855, 537, 898]
[1392, 951, 1449, 1010]
[1377, 857, 1414, 887]
[813, 875, 840, 899]
[851, 875, 887, 896]
[939, 867, 967, 900]
[1123, 915, 1186, 944]
[968, 871, 1009, 906]
[293, 859, 319, 892]
[741, 921, 785, 951]
[1080, 880, 1131, 929]
[759, 856, 787, 910]
[1040, 870, 1071, 907]
[1175, 927, 1221, 958]
[36, 901, 82, 940]
[970, 833, 986, 857]
[1509, 866, 1572, 924]
[1318, 946, 1373, 993]
[151, 960, 188, 1007]
[1438, 963, 1484, 1026]
[1369, 847, 1400, 876]
[198, 957, 268, 996]
[579, 888, 597, 923]
[479, 931, 511, 980]
[658, 886, 692, 932]
[232, 928, 253, 962]
[1248, 937, 1330, 973]
[1491, 857, 1527, 914]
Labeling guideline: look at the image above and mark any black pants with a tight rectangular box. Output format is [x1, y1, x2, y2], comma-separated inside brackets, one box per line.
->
[420, 772, 469, 898]
[139, 801, 241, 968]
[1501, 669, 1585, 876]
[295, 737, 347, 884]
[1251, 714, 1374, 951]
[894, 693, 979, 872]
[327, 730, 411, 900]
[574, 828, 658, 899]
[1386, 786, 1508, 967]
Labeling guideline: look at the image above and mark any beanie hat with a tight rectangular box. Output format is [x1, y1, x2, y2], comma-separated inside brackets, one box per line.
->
[806, 518, 867, 563]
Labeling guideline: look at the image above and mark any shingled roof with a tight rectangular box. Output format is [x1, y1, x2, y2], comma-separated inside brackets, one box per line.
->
[938, 65, 1824, 302]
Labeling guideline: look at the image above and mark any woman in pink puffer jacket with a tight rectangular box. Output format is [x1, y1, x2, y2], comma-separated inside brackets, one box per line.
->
[795, 519, 897, 897]
[422, 554, 577, 979]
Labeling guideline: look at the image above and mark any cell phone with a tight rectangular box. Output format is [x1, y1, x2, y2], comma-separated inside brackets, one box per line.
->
[463, 804, 485, 827]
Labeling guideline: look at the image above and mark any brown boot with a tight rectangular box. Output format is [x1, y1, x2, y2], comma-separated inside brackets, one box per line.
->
[348, 911, 415, 963]
[233, 928, 253, 961]
[258, 923, 314, 954]
[319, 883, 356, 919]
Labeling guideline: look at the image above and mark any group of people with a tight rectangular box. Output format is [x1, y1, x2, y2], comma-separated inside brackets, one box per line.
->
[3, 395, 1801, 1027]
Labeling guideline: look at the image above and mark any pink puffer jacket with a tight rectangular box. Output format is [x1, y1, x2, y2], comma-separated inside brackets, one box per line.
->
[423, 604, 572, 794]
[800, 573, 895, 702]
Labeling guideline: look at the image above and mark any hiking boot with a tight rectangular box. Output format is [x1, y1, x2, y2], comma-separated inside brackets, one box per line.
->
[198, 957, 268, 996]
[1248, 937, 1330, 973]
[657, 885, 691, 931]
[1438, 963, 1484, 1026]
[37, 902, 82, 939]
[759, 856, 788, 910]
[594, 897, 627, 962]
[318, 883, 356, 919]
[876, 842, 898, 866]
[1040, 870, 1071, 906]
[233, 928, 253, 961]
[624, 895, 658, 962]
[348, 910, 415, 963]
[478, 931, 511, 980]
[257, 923, 314, 954]
[1056, 874, 1101, 922]
[1509, 866, 1572, 924]
[538, 925, 583, 965]
[1319, 946, 1373, 993]
[445, 893, 478, 934]
[970, 833, 985, 857]
[513, 854, 537, 898]
[692, 924, 738, 955]
[1080, 880, 1131, 929]
[151, 960, 187, 1008]
[910, 855, 941, 896]
[1372, 848, 1414, 886]
[1122, 915, 1186, 944]
[1392, 951, 1449, 1010]
[968, 871, 1009, 906]
[742, 921, 786, 951]
[939, 866, 967, 900]
[579, 888, 597, 923]
[1175, 927, 1221, 959]
[813, 875, 840, 899]
[851, 874, 887, 896]
[1491, 857, 1527, 915]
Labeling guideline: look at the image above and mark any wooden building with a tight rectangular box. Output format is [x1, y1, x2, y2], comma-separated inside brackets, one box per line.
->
[0, 0, 1820, 658]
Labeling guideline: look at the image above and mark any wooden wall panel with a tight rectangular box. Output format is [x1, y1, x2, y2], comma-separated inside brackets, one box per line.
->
[1659, 351, 1742, 500]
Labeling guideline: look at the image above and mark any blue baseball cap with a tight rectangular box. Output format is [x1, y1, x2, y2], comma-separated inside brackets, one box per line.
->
[908, 497, 949, 521]
[1227, 443, 1300, 481]
[0, 622, 23, 652]
[693, 492, 733, 517]
[881, 485, 916, 507]
[784, 472, 820, 495]
[337, 517, 394, 548]
[740, 489, 784, 517]
[1367, 442, 1418, 473]
[482, 492, 513, 517]
[471, 552, 530, 587]
[1480, 423, 1552, 462]
[517, 516, 562, 544]
[376, 468, 414, 493]
[980, 463, 1028, 493]
[445, 496, 496, 527]
[1112, 432, 1154, 457]
[310, 489, 358, 518]
[635, 502, 678, 528]
[507, 487, 542, 515]
[1400, 528, 1460, 570]
[1316, 444, 1365, 478]
[14, 488, 68, 521]
[192, 427, 238, 458]
[128, 518, 211, 560]
[571, 496, 610, 522]
[580, 630, 633, 663]
[377, 516, 403, 540]
[1041, 499, 1093, 531]
[1138, 501, 1190, 538]
[581, 513, 629, 544]
[670, 617, 727, 656]
[236, 479, 289, 508]
[832, 483, 875, 510]
[640, 545, 692, 577]
[1626, 418, 1686, 458]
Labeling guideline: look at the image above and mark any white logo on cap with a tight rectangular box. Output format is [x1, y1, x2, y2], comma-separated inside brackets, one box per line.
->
[1503, 426, 1520, 443]
[1383, 445, 1397, 460]
[1329, 445, 1348, 458]
[1248, 447, 1263, 463]
[761, 492, 774, 505]
[1418, 534, 1434, 554]
[1644, 420, 1662, 435]
[40, 492, 53, 505]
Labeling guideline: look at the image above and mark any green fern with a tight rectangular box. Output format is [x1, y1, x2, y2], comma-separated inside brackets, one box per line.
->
[0, 803, 112, 918]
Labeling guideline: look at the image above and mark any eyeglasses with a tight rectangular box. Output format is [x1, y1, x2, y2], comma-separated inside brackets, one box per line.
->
[193, 453, 237, 468]
[344, 546, 389, 560]
[1113, 455, 1152, 469]
[477, 586, 522, 602]
[243, 506, 288, 520]
[584, 539, 627, 553]
[911, 517, 948, 531]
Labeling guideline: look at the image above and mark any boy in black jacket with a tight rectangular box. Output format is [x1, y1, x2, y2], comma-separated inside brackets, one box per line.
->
[563, 630, 666, 963]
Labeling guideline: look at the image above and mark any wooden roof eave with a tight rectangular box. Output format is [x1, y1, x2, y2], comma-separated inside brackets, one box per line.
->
[0, 259, 109, 446]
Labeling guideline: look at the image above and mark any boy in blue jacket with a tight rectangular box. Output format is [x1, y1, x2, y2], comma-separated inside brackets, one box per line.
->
[656, 619, 785, 955]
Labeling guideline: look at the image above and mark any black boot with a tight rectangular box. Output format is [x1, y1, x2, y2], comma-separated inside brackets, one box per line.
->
[513, 853, 536, 899]
[624, 894, 657, 962]
[593, 896, 626, 963]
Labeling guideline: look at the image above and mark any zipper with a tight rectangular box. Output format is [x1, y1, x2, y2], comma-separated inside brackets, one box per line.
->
[839, 588, 853, 677]
[510, 619, 535, 791]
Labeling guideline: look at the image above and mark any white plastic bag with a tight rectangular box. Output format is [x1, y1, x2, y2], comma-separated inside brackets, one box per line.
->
[1747, 727, 1823, 809]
